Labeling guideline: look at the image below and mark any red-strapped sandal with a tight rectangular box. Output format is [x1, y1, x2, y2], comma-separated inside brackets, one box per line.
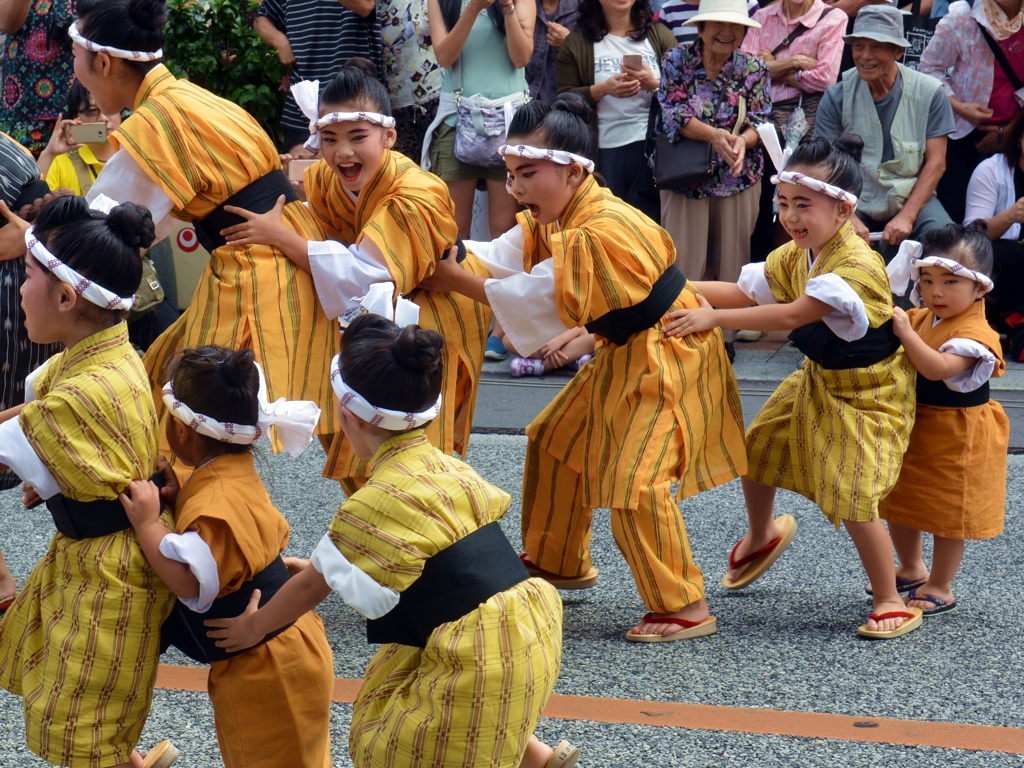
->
[857, 607, 923, 639]
[720, 514, 798, 590]
[625, 612, 718, 643]
[519, 554, 599, 590]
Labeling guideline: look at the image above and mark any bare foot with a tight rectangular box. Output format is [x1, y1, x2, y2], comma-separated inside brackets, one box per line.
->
[863, 599, 913, 632]
[628, 601, 710, 638]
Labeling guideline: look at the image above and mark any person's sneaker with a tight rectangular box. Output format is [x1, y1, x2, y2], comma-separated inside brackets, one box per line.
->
[509, 356, 544, 377]
[734, 330, 766, 342]
[142, 740, 180, 768]
[485, 336, 508, 361]
[573, 353, 593, 370]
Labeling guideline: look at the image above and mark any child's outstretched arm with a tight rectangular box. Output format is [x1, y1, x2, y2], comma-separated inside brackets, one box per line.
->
[205, 563, 332, 654]
[891, 306, 975, 381]
[688, 281, 756, 308]
[120, 474, 200, 600]
[418, 246, 490, 304]
[663, 292, 832, 337]
[220, 194, 311, 269]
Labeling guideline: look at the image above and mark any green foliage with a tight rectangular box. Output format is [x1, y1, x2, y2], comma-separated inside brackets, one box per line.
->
[163, 0, 286, 142]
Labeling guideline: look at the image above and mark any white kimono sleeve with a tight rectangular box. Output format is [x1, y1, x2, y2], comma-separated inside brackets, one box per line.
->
[158, 532, 221, 613]
[737, 263, 778, 305]
[0, 419, 60, 500]
[804, 273, 869, 341]
[306, 240, 394, 319]
[466, 226, 529, 278]
[88, 150, 178, 241]
[937, 338, 997, 393]
[485, 259, 570, 358]
[310, 533, 399, 619]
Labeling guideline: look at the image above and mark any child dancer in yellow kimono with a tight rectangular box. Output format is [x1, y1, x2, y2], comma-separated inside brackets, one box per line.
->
[69, 0, 338, 443]
[422, 94, 748, 642]
[118, 346, 335, 768]
[207, 313, 577, 768]
[0, 195, 177, 767]
[881, 224, 1009, 617]
[664, 134, 920, 639]
[219, 59, 490, 494]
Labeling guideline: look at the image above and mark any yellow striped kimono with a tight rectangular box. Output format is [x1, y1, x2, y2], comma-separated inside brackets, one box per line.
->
[527, 176, 747, 510]
[0, 323, 175, 768]
[745, 222, 916, 526]
[305, 150, 490, 484]
[330, 430, 562, 768]
[115, 65, 338, 439]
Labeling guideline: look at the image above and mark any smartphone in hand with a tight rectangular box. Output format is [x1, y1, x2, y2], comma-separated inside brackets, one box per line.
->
[65, 122, 108, 144]
[622, 54, 643, 72]
[287, 158, 317, 182]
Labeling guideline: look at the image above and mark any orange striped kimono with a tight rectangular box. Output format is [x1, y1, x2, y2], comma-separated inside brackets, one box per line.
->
[519, 176, 747, 612]
[174, 453, 334, 768]
[0, 323, 176, 768]
[114, 65, 338, 439]
[304, 150, 490, 486]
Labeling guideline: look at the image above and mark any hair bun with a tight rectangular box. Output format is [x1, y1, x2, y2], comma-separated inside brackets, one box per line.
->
[127, 0, 167, 32]
[832, 133, 865, 165]
[106, 201, 156, 252]
[342, 56, 378, 79]
[552, 93, 594, 123]
[392, 325, 443, 375]
[219, 348, 258, 392]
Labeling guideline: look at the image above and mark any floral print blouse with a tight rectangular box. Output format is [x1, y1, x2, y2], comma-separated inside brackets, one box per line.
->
[657, 41, 771, 198]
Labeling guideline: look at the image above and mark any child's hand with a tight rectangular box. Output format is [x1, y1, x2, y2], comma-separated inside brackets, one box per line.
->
[154, 456, 181, 507]
[205, 590, 265, 653]
[891, 306, 910, 339]
[662, 293, 718, 337]
[283, 556, 310, 576]
[41, 113, 83, 159]
[21, 483, 42, 509]
[0, 200, 30, 261]
[119, 479, 163, 529]
[418, 246, 463, 293]
[220, 194, 289, 248]
[542, 348, 570, 369]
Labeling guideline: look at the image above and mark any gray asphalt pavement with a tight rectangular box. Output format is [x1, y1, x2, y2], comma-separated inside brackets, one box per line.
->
[0, 345, 1021, 767]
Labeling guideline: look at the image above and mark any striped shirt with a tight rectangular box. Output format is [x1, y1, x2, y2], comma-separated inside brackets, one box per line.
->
[257, 0, 384, 134]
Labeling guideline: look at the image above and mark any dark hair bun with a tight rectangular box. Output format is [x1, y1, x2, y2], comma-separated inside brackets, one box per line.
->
[127, 0, 167, 31]
[552, 92, 594, 124]
[341, 56, 378, 79]
[392, 325, 443, 375]
[218, 348, 258, 392]
[106, 201, 156, 252]
[832, 133, 864, 165]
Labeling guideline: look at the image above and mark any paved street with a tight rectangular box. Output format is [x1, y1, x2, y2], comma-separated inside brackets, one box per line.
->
[0, 343, 1021, 766]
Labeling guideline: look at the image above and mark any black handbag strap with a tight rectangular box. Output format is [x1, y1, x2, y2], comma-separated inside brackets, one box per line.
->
[979, 23, 1024, 92]
[770, 7, 834, 56]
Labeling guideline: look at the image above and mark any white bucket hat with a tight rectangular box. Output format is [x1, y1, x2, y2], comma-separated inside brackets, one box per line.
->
[684, 0, 761, 28]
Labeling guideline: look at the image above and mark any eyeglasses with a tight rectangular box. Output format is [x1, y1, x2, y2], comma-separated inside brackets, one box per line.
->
[78, 106, 102, 119]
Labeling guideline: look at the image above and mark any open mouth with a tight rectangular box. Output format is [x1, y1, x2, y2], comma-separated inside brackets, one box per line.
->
[338, 163, 362, 183]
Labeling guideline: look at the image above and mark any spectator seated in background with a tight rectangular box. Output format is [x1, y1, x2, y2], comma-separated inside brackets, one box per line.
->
[813, 4, 956, 258]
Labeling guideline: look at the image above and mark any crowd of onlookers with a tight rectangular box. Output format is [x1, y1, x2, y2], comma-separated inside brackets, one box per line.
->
[1, 0, 1023, 369]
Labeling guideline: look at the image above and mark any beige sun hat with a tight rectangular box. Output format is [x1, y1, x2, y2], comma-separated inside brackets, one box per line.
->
[684, 0, 761, 28]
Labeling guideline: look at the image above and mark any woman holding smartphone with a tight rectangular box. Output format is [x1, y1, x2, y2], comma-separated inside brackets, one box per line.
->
[555, 0, 675, 221]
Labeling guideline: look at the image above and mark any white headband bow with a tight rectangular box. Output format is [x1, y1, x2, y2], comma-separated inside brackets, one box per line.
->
[330, 354, 441, 431]
[499, 143, 595, 194]
[68, 20, 163, 61]
[25, 226, 135, 311]
[756, 123, 859, 207]
[887, 240, 994, 308]
[291, 80, 395, 155]
[163, 362, 320, 458]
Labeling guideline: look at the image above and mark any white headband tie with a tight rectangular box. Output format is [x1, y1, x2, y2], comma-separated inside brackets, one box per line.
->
[291, 80, 395, 154]
[770, 170, 859, 207]
[163, 362, 320, 458]
[25, 226, 135, 311]
[499, 143, 595, 194]
[330, 354, 441, 431]
[68, 20, 163, 61]
[887, 240, 994, 308]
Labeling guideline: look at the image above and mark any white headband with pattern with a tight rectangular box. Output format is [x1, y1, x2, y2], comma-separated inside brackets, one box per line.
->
[756, 123, 859, 207]
[68, 20, 163, 61]
[291, 80, 395, 154]
[500, 143, 595, 194]
[163, 362, 320, 458]
[887, 240, 994, 307]
[330, 354, 441, 431]
[25, 226, 135, 311]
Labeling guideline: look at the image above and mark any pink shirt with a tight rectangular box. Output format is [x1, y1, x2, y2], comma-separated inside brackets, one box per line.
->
[740, 0, 847, 104]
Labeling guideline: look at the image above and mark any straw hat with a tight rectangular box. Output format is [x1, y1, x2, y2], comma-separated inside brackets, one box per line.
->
[843, 5, 910, 48]
[684, 0, 761, 28]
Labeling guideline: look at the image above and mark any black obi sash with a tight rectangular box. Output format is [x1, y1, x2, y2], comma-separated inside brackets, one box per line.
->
[788, 318, 901, 370]
[161, 555, 294, 663]
[193, 170, 298, 253]
[46, 495, 131, 540]
[366, 522, 529, 648]
[585, 266, 685, 346]
[916, 375, 990, 408]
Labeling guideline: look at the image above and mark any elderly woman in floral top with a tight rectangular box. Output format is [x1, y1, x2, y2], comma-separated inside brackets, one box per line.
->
[657, 0, 769, 360]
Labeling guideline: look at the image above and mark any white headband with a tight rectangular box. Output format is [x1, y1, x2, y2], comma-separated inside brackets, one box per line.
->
[330, 354, 441, 431]
[887, 240, 994, 308]
[25, 226, 135, 311]
[291, 80, 395, 154]
[163, 362, 320, 458]
[756, 123, 859, 207]
[500, 143, 595, 194]
[68, 20, 163, 61]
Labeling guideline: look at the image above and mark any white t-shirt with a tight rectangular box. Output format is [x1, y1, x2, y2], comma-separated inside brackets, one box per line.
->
[593, 35, 659, 148]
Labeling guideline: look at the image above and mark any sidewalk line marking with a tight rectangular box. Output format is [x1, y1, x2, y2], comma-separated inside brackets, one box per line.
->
[155, 664, 1024, 755]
